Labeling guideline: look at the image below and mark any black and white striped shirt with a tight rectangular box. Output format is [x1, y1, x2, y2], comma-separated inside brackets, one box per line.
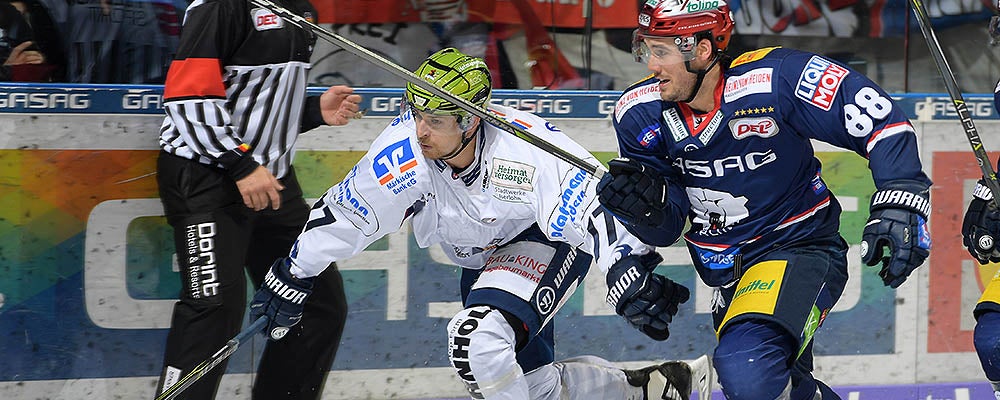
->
[158, 0, 319, 180]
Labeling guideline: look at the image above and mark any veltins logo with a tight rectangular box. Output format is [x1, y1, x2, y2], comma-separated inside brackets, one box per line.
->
[795, 56, 849, 111]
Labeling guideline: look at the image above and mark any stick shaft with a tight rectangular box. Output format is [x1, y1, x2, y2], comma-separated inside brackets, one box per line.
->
[249, 0, 605, 179]
[154, 317, 267, 400]
[910, 0, 1000, 204]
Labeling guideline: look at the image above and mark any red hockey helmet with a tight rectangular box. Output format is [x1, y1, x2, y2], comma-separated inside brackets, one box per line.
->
[632, 0, 735, 63]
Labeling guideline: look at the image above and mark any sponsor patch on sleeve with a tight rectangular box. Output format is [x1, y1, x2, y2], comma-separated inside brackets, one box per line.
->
[333, 166, 379, 236]
[546, 168, 594, 241]
[795, 56, 850, 111]
[371, 137, 419, 195]
[636, 124, 662, 148]
[614, 81, 661, 122]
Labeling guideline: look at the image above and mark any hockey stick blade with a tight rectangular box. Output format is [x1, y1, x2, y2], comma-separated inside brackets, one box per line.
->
[154, 316, 268, 400]
[910, 0, 1000, 205]
[248, 0, 605, 180]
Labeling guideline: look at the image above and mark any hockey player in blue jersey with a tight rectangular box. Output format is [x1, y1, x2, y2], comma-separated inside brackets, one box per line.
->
[596, 0, 932, 399]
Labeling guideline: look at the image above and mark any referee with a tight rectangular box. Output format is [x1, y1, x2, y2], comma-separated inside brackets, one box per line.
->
[154, 0, 361, 398]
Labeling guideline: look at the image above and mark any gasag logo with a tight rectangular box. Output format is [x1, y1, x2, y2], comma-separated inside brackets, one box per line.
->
[730, 117, 779, 139]
[795, 56, 849, 111]
[490, 98, 572, 114]
[372, 137, 419, 195]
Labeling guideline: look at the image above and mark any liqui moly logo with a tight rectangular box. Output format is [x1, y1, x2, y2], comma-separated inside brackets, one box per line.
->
[795, 56, 849, 111]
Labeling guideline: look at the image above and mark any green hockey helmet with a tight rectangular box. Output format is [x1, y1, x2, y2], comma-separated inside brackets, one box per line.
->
[404, 48, 492, 130]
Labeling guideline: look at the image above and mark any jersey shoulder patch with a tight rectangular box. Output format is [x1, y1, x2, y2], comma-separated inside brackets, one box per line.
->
[615, 79, 661, 122]
[731, 47, 781, 68]
[368, 119, 423, 196]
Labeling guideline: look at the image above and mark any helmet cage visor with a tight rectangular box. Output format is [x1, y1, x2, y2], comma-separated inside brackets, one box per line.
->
[631, 29, 697, 65]
[401, 97, 475, 132]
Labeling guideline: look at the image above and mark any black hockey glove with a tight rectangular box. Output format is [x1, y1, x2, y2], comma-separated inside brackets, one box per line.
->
[962, 179, 1000, 264]
[606, 252, 690, 341]
[249, 257, 314, 341]
[861, 180, 931, 289]
[597, 158, 668, 228]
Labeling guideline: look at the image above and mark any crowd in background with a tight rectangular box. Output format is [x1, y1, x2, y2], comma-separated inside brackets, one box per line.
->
[1, 0, 998, 93]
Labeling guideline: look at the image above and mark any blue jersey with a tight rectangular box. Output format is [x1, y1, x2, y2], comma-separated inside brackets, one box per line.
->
[612, 47, 931, 287]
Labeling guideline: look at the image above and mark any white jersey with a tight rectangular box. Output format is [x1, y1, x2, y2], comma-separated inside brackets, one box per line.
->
[290, 105, 653, 278]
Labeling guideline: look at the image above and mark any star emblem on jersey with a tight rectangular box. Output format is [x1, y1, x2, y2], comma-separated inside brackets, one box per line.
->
[733, 106, 774, 116]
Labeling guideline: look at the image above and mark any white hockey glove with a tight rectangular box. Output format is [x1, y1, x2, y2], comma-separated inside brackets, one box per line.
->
[249, 257, 313, 340]
[606, 252, 689, 341]
[861, 180, 931, 288]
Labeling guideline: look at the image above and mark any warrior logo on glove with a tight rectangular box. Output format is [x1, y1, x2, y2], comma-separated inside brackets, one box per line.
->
[250, 257, 315, 341]
[860, 180, 931, 288]
[606, 253, 690, 341]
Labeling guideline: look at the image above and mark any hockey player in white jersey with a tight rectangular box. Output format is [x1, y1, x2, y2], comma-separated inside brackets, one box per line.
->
[247, 47, 712, 400]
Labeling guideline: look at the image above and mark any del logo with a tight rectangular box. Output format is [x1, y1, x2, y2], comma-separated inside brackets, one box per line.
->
[729, 117, 779, 139]
[795, 56, 849, 111]
[372, 137, 419, 194]
[253, 8, 283, 30]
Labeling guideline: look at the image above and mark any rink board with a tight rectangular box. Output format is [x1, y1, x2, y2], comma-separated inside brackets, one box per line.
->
[0, 84, 996, 399]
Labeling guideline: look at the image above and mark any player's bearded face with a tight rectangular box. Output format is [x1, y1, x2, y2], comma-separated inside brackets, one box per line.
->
[413, 109, 465, 159]
[642, 37, 698, 102]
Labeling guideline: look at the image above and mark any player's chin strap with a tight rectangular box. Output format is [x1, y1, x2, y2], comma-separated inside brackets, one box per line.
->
[680, 52, 722, 104]
[438, 119, 481, 161]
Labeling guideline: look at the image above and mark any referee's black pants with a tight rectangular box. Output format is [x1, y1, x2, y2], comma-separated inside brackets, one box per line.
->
[155, 151, 347, 400]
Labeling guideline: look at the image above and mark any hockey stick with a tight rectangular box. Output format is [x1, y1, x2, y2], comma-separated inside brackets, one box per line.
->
[248, 0, 605, 179]
[909, 0, 1000, 205]
[154, 316, 268, 400]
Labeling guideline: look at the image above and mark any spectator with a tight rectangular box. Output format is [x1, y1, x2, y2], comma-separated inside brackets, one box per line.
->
[7, 0, 64, 80]
[0, 0, 53, 81]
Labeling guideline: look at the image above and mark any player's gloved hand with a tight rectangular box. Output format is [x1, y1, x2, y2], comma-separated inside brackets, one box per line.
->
[606, 252, 690, 341]
[597, 158, 668, 228]
[860, 180, 931, 288]
[962, 179, 1000, 264]
[249, 257, 314, 340]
